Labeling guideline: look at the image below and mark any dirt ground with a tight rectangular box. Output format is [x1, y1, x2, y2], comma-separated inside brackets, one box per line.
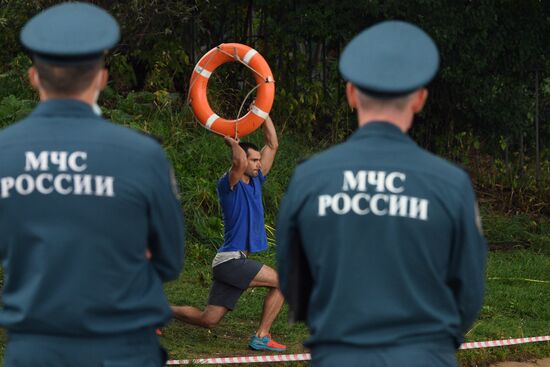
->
[490, 358, 550, 367]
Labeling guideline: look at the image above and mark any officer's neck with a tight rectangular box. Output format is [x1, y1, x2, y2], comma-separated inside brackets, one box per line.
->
[356, 109, 413, 133]
[38, 84, 98, 107]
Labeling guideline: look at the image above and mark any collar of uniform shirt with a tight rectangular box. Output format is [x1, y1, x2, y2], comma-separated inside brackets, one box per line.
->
[29, 99, 100, 119]
[349, 120, 414, 143]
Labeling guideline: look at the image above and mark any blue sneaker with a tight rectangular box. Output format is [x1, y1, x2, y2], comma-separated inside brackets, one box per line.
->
[249, 334, 287, 352]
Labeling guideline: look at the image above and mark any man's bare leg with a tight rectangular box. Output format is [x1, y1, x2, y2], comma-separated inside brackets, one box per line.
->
[249, 265, 285, 338]
[256, 288, 284, 337]
[171, 304, 228, 329]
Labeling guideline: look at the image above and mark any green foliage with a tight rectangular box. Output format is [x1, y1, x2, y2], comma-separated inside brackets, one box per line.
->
[0, 54, 34, 100]
[108, 53, 138, 91]
[1, 0, 549, 156]
[482, 210, 550, 254]
[0, 95, 35, 129]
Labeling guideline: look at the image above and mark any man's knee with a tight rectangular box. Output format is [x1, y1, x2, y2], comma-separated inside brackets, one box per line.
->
[202, 316, 220, 329]
[201, 306, 227, 329]
[251, 265, 280, 288]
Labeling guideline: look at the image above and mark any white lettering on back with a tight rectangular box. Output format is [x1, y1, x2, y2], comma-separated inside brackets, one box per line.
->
[95, 176, 115, 197]
[68, 152, 87, 172]
[342, 171, 367, 191]
[1, 177, 15, 198]
[318, 195, 332, 216]
[36, 174, 54, 194]
[15, 174, 34, 195]
[73, 174, 93, 195]
[0, 151, 116, 199]
[318, 170, 429, 221]
[25, 151, 49, 171]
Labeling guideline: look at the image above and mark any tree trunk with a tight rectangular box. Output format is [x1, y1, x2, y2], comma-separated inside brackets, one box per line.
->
[534, 70, 541, 190]
[259, 4, 266, 52]
[190, 15, 195, 65]
[519, 130, 524, 181]
[244, 0, 254, 45]
[307, 39, 313, 81]
[322, 39, 327, 100]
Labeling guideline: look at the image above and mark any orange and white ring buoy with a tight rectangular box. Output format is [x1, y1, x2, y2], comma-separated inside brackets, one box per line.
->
[188, 43, 275, 138]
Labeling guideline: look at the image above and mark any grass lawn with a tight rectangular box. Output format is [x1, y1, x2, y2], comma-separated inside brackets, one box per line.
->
[161, 245, 550, 367]
[1, 242, 544, 366]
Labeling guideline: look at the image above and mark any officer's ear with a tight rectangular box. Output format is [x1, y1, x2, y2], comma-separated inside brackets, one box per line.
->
[28, 66, 41, 90]
[97, 68, 109, 91]
[411, 88, 428, 114]
[345, 82, 358, 110]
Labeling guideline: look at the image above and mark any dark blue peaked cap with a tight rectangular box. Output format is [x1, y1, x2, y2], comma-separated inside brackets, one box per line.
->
[20, 2, 120, 65]
[339, 20, 439, 98]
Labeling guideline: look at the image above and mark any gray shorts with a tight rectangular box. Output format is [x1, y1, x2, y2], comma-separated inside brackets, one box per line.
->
[207, 256, 263, 310]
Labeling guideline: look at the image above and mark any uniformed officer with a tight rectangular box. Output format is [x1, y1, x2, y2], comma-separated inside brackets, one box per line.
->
[0, 3, 184, 366]
[276, 20, 487, 367]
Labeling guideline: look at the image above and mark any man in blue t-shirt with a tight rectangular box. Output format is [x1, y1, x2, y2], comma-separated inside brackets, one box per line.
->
[172, 115, 286, 351]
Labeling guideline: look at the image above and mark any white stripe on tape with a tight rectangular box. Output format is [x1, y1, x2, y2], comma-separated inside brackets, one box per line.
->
[460, 335, 550, 350]
[166, 353, 312, 365]
[251, 105, 269, 120]
[205, 114, 219, 129]
[243, 49, 258, 64]
[195, 65, 212, 78]
[166, 336, 550, 365]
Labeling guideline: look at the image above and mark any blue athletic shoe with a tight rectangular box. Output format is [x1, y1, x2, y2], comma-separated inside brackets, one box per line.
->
[249, 334, 287, 352]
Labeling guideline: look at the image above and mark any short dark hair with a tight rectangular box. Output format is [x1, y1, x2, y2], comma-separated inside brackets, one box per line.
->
[356, 88, 412, 111]
[239, 142, 260, 156]
[34, 59, 104, 95]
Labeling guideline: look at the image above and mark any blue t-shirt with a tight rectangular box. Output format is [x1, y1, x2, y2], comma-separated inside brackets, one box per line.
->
[217, 170, 268, 253]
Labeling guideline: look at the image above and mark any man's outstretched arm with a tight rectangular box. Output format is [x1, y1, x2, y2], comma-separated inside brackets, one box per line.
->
[260, 115, 278, 176]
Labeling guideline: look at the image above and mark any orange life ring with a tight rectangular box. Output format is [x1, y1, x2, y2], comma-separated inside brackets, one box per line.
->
[188, 43, 275, 138]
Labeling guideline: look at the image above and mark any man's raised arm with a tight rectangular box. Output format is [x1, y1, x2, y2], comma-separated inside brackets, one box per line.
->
[260, 115, 278, 176]
[225, 136, 247, 190]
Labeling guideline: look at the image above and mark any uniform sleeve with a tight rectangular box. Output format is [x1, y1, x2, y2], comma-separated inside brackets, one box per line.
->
[276, 172, 312, 322]
[147, 148, 185, 282]
[448, 176, 487, 336]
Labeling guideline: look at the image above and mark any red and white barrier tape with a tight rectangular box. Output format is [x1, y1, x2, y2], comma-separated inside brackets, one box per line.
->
[166, 336, 550, 365]
[167, 353, 310, 365]
[459, 335, 550, 350]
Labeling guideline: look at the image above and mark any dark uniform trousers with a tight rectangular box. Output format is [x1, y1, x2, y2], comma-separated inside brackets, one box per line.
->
[4, 329, 166, 367]
[311, 342, 457, 367]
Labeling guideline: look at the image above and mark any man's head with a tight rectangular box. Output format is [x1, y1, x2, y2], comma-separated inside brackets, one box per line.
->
[239, 142, 262, 177]
[28, 59, 107, 100]
[20, 2, 119, 102]
[339, 21, 439, 131]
